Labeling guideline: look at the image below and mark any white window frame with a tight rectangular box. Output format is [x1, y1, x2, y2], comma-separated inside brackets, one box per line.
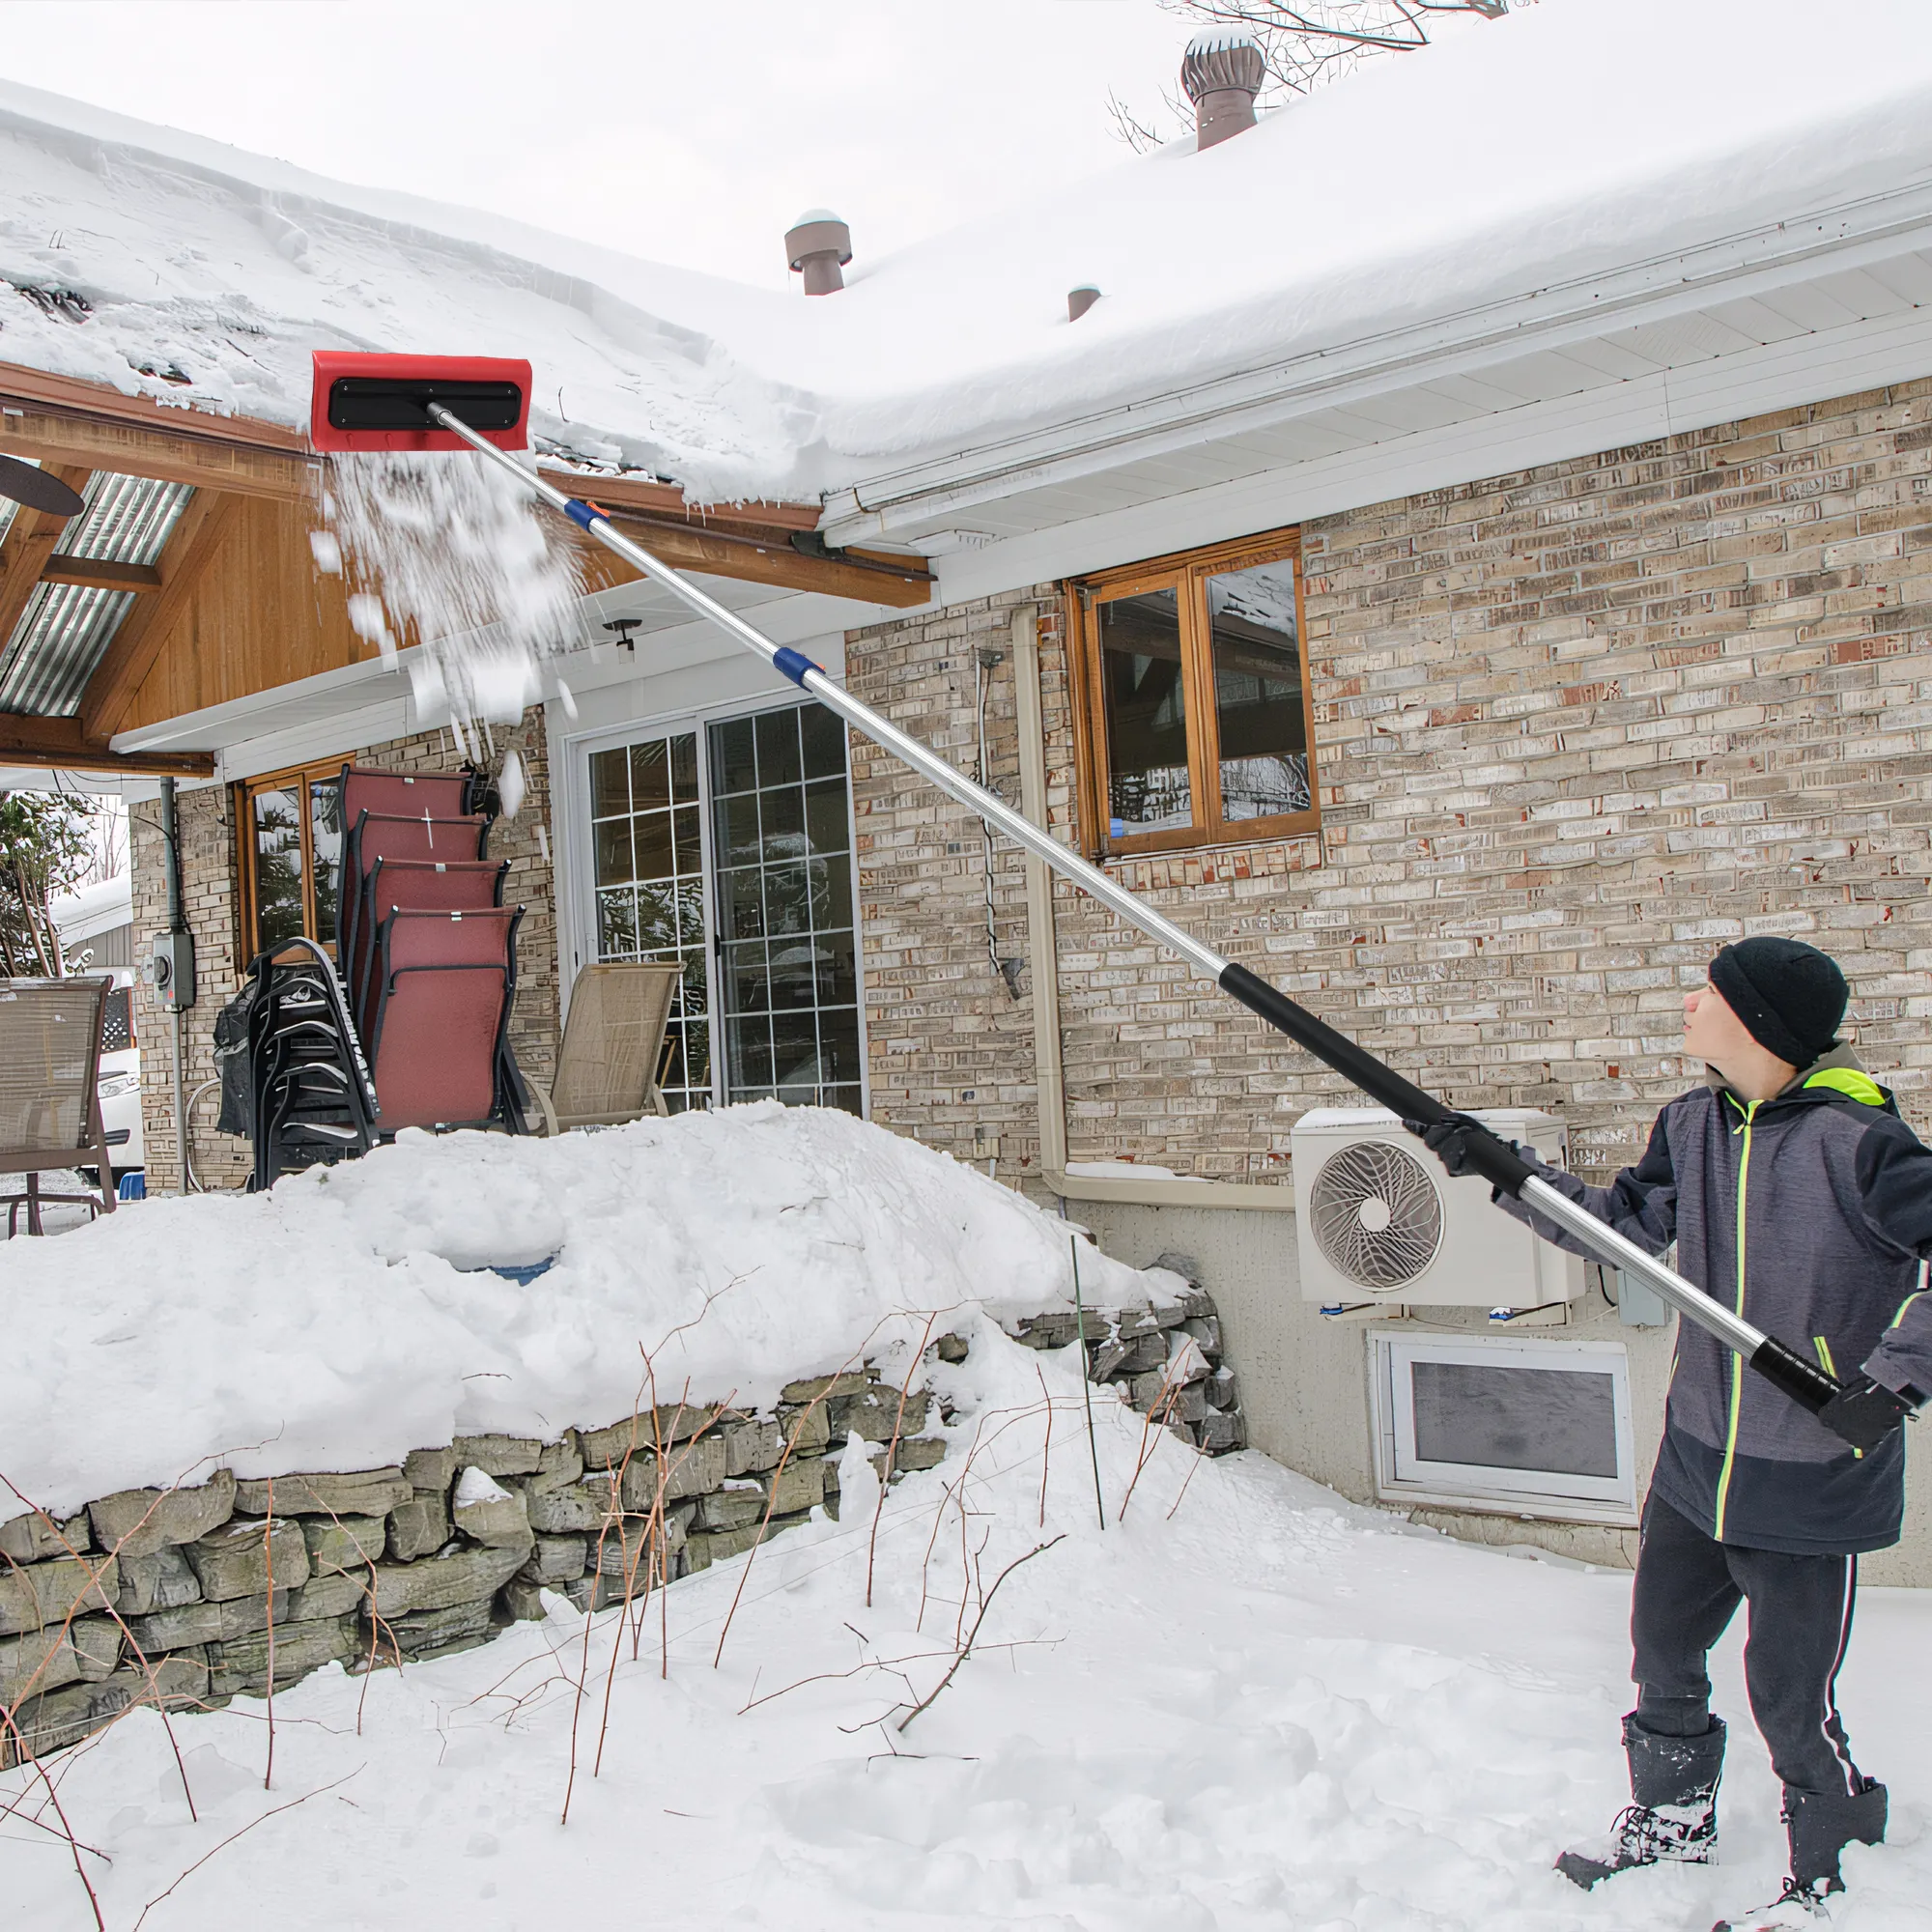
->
[1368, 1332, 1639, 1525]
[559, 688, 870, 1118]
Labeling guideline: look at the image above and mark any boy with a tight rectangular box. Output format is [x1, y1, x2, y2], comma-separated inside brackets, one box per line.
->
[1415, 937, 1932, 1929]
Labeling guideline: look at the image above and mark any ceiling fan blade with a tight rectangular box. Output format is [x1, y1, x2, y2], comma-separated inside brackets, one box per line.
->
[0, 454, 86, 519]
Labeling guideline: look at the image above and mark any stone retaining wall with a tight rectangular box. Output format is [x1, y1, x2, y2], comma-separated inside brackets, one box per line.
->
[0, 1353, 952, 1769]
[2, 1296, 1242, 1767]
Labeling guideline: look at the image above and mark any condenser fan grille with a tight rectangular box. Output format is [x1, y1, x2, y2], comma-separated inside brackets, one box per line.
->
[1309, 1139, 1444, 1289]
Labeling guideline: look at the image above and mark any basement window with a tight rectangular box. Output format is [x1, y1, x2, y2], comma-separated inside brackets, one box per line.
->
[236, 760, 345, 960]
[1369, 1333, 1639, 1525]
[1070, 528, 1317, 857]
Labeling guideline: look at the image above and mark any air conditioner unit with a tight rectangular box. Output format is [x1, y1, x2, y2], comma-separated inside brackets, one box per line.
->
[1291, 1107, 1584, 1309]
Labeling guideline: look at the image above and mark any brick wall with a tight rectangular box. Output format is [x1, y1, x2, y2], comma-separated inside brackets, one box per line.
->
[846, 378, 1932, 1187]
[131, 714, 559, 1191]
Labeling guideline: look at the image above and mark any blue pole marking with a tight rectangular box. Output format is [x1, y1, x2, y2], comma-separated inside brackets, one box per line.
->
[563, 497, 601, 530]
[772, 646, 823, 687]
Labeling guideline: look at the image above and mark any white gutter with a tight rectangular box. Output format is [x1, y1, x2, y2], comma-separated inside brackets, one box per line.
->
[824, 179, 1932, 548]
[1011, 606, 1292, 1212]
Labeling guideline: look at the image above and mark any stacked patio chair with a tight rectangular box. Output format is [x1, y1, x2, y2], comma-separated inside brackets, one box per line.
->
[335, 764, 527, 1137]
[237, 763, 530, 1184]
[0, 975, 118, 1233]
[242, 938, 380, 1189]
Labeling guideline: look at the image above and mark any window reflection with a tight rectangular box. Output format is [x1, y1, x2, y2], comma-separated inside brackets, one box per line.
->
[1097, 589, 1192, 835]
[1206, 557, 1310, 821]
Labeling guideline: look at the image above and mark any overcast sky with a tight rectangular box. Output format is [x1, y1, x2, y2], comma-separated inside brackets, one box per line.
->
[0, 1, 1193, 288]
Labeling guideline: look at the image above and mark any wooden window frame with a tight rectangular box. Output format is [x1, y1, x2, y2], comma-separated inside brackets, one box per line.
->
[234, 757, 346, 966]
[1067, 526, 1318, 860]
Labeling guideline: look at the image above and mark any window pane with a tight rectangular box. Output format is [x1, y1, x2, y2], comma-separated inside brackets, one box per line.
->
[631, 740, 672, 812]
[594, 818, 634, 887]
[712, 717, 756, 795]
[590, 748, 629, 819]
[251, 786, 305, 952]
[632, 810, 674, 882]
[1410, 1362, 1619, 1480]
[755, 707, 803, 788]
[800, 702, 845, 780]
[1206, 555, 1311, 822]
[1097, 588, 1191, 835]
[309, 779, 342, 947]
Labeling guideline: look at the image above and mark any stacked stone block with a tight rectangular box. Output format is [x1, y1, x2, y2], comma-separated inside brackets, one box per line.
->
[129, 713, 560, 1193]
[846, 381, 1932, 1188]
[1012, 1271, 1246, 1455]
[0, 1356, 952, 1768]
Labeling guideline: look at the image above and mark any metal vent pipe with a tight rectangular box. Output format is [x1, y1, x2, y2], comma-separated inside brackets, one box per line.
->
[1180, 31, 1264, 149]
[785, 210, 853, 296]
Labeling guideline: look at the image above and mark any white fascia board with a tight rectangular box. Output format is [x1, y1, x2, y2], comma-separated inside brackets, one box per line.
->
[823, 180, 1932, 548]
[925, 302, 1932, 608]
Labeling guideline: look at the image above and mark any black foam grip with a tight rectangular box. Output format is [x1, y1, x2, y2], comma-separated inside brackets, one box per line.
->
[1748, 1335, 1840, 1414]
[1218, 962, 1447, 1122]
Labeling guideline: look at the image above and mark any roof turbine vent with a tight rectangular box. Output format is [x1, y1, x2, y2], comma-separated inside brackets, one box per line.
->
[1180, 30, 1265, 151]
[785, 209, 853, 296]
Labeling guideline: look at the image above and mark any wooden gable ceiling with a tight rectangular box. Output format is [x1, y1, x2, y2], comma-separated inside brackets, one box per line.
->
[0, 361, 929, 776]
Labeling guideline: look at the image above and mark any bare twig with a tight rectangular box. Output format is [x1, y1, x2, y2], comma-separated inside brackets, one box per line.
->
[896, 1537, 1065, 1734]
[867, 1311, 938, 1608]
[262, 1475, 276, 1790]
[132, 1768, 361, 1930]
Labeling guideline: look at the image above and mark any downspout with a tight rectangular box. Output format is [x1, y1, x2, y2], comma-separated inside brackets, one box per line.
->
[160, 777, 188, 1198]
[1011, 606, 1293, 1211]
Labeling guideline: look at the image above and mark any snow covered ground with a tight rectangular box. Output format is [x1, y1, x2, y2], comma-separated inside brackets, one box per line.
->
[7, 1321, 1929, 1932]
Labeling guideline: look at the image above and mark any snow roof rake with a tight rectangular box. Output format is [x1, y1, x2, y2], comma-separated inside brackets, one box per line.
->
[309, 351, 1843, 1423]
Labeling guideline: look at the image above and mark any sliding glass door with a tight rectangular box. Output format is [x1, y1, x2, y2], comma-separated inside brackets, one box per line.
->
[580, 696, 864, 1116]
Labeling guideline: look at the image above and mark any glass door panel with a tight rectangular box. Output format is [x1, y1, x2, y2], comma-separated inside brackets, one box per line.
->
[709, 701, 862, 1117]
[586, 729, 710, 1111]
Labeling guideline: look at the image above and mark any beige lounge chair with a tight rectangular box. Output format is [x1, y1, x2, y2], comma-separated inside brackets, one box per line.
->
[528, 962, 680, 1135]
[0, 976, 117, 1233]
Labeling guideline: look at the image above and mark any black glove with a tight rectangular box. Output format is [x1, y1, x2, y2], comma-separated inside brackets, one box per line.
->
[1404, 1112, 1509, 1180]
[1817, 1374, 1917, 1453]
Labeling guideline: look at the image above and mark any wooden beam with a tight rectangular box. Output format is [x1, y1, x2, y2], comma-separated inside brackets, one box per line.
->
[573, 510, 932, 609]
[80, 493, 241, 742]
[0, 712, 213, 777]
[0, 465, 91, 644]
[0, 404, 313, 503]
[536, 467, 823, 534]
[41, 557, 162, 592]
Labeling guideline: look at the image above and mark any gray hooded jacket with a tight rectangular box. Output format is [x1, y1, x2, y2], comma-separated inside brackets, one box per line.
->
[1505, 1048, 1932, 1555]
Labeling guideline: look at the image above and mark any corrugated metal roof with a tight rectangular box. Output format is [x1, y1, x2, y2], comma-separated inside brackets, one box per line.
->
[0, 583, 137, 715]
[55, 472, 190, 564]
[0, 472, 193, 718]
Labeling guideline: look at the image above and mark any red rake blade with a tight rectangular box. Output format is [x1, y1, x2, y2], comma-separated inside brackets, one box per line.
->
[309, 352, 532, 453]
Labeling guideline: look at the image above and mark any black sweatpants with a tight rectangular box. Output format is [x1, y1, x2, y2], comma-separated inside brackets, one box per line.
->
[1632, 1492, 1865, 1798]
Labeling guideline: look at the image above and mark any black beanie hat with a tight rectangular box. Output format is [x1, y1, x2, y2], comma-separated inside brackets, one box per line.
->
[1708, 937, 1848, 1068]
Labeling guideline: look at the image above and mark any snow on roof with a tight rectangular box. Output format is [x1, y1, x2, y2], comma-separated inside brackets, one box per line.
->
[4, 0, 1931, 508]
[50, 871, 131, 943]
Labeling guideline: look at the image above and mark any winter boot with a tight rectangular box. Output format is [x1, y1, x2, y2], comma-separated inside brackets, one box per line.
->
[1556, 1712, 1725, 1889]
[1710, 1779, 1887, 1930]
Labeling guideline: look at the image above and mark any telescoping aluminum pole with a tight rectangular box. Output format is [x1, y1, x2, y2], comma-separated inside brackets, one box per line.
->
[425, 403, 1840, 1419]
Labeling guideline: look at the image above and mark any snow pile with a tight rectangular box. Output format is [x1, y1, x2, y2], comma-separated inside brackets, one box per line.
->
[5, 0, 1932, 502]
[8, 1318, 1931, 1929]
[0, 1104, 1165, 1525]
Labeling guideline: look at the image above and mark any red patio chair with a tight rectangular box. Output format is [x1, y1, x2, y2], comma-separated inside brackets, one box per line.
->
[354, 857, 507, 1030]
[368, 907, 524, 1132]
[341, 810, 490, 1041]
